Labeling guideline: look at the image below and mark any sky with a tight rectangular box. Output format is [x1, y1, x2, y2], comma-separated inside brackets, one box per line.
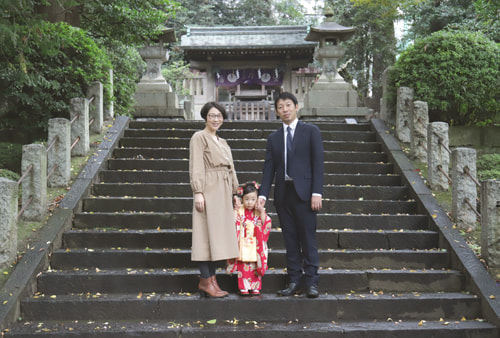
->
[300, 0, 325, 15]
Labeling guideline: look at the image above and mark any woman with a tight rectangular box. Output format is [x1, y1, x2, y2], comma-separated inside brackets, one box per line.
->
[189, 101, 240, 298]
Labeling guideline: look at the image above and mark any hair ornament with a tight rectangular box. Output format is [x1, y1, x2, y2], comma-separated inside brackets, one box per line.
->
[237, 186, 244, 196]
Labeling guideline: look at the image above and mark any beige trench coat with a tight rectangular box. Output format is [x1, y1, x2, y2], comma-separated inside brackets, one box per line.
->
[189, 130, 239, 261]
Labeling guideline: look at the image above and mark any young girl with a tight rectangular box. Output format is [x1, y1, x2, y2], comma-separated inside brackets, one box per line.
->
[226, 182, 272, 296]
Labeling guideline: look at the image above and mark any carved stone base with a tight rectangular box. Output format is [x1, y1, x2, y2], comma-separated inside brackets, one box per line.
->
[133, 83, 186, 118]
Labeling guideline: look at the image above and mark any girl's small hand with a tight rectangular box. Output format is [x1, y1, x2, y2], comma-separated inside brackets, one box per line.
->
[255, 203, 264, 214]
[233, 195, 241, 210]
[194, 193, 205, 212]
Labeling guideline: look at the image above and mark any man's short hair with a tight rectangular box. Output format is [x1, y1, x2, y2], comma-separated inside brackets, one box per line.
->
[274, 92, 298, 110]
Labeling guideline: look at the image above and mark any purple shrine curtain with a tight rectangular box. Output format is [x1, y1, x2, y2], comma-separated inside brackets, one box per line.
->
[215, 68, 283, 87]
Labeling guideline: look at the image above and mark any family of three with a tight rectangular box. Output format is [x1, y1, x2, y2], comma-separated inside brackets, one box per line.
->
[189, 92, 324, 298]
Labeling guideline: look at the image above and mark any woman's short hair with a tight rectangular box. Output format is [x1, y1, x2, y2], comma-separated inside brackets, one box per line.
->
[200, 101, 228, 120]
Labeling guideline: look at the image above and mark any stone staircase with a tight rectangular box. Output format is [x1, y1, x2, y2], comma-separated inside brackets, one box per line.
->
[4, 119, 499, 336]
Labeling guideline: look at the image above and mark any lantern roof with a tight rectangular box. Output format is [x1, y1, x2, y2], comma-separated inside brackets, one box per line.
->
[149, 27, 176, 44]
[305, 7, 356, 42]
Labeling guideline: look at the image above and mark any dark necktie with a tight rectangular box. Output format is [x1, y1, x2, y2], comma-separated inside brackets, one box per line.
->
[286, 126, 293, 177]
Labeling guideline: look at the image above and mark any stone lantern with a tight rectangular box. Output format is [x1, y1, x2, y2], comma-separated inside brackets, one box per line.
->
[300, 8, 370, 120]
[134, 27, 188, 118]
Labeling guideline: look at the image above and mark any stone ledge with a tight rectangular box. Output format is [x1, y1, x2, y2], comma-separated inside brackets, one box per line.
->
[0, 116, 130, 331]
[370, 118, 500, 327]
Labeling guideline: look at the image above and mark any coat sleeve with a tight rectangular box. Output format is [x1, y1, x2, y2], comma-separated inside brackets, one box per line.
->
[228, 147, 239, 194]
[189, 133, 206, 194]
[260, 136, 276, 199]
[310, 125, 324, 196]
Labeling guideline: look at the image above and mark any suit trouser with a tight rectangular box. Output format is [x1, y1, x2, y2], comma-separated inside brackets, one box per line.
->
[275, 181, 320, 287]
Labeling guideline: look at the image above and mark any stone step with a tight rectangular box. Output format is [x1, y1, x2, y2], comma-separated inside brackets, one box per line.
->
[125, 128, 376, 142]
[37, 268, 463, 295]
[97, 170, 401, 186]
[127, 120, 373, 131]
[49, 249, 449, 270]
[105, 159, 393, 174]
[19, 292, 482, 323]
[81, 196, 418, 215]
[119, 138, 381, 151]
[92, 183, 409, 200]
[73, 213, 430, 231]
[63, 229, 438, 250]
[6, 319, 498, 337]
[112, 147, 387, 162]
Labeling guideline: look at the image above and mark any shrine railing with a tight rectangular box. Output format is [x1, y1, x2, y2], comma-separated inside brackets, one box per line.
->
[180, 71, 320, 110]
[221, 100, 276, 121]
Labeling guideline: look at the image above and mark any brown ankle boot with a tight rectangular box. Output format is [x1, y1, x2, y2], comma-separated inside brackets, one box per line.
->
[210, 275, 229, 296]
[198, 277, 227, 298]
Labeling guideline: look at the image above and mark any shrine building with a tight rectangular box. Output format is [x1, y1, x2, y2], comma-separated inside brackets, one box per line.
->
[180, 25, 320, 119]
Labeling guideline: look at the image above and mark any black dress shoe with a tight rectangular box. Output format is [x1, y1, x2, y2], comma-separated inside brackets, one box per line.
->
[306, 285, 319, 298]
[277, 282, 299, 296]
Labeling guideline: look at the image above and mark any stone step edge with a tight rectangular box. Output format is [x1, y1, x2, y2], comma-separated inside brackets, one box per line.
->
[8, 319, 496, 336]
[53, 248, 447, 254]
[64, 228, 437, 235]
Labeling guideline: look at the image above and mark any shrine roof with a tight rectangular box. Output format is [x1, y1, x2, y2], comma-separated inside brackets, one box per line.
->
[180, 25, 317, 50]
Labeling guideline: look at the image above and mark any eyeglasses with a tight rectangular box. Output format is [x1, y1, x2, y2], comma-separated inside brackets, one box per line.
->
[207, 113, 223, 120]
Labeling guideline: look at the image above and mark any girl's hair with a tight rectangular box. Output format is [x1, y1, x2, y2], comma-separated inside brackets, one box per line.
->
[241, 181, 259, 197]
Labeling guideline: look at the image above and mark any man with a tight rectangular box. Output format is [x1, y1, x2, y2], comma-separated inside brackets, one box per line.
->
[258, 92, 324, 298]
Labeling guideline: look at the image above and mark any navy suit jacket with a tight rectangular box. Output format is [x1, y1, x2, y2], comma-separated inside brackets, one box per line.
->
[260, 120, 324, 205]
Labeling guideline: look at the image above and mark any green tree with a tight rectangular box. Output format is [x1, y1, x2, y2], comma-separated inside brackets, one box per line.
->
[273, 0, 309, 25]
[218, 0, 275, 26]
[0, 21, 112, 133]
[402, 0, 499, 43]
[325, 0, 398, 110]
[0, 0, 179, 136]
[390, 30, 499, 126]
[35, 0, 178, 44]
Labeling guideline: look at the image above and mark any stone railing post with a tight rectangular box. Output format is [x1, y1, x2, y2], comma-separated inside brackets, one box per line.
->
[0, 178, 18, 268]
[104, 69, 114, 120]
[410, 100, 428, 162]
[451, 147, 477, 229]
[87, 81, 103, 134]
[47, 118, 71, 187]
[70, 98, 90, 157]
[427, 122, 450, 191]
[481, 180, 500, 277]
[396, 87, 413, 143]
[379, 67, 394, 126]
[21, 144, 47, 221]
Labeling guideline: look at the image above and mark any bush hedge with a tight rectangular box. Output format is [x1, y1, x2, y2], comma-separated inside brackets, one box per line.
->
[0, 21, 112, 135]
[0, 143, 23, 174]
[477, 153, 500, 180]
[390, 30, 499, 126]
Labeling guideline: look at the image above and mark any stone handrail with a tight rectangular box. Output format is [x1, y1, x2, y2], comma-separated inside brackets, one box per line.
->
[0, 81, 105, 269]
[394, 86, 499, 275]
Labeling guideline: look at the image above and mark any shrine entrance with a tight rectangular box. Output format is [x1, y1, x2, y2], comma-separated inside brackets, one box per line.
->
[180, 25, 319, 120]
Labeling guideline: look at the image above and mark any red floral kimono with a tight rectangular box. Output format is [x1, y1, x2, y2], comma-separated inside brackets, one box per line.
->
[226, 207, 272, 291]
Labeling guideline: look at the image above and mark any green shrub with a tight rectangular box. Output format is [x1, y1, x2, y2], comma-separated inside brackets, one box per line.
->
[0, 143, 23, 173]
[477, 153, 500, 180]
[390, 30, 499, 126]
[0, 21, 112, 134]
[0, 169, 20, 182]
[104, 41, 145, 116]
[162, 60, 192, 96]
